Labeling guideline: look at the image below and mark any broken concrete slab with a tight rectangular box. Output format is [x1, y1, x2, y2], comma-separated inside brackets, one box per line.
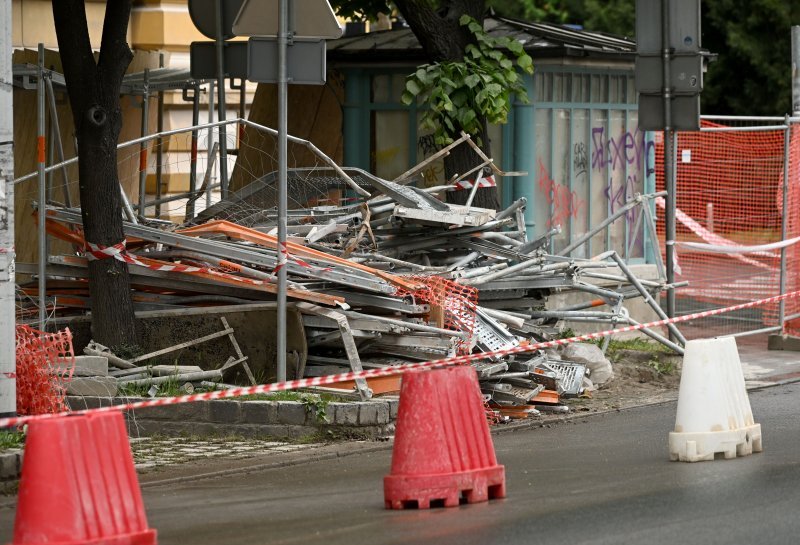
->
[66, 376, 118, 397]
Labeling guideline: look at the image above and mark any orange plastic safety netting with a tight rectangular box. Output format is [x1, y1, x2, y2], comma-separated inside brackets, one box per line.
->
[397, 276, 479, 355]
[15, 325, 75, 417]
[654, 120, 800, 336]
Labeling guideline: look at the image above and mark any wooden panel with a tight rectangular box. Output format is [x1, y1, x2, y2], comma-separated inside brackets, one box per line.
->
[12, 49, 160, 270]
[229, 72, 344, 193]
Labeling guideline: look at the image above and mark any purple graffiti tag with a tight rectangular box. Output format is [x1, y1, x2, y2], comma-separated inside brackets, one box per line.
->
[591, 127, 656, 176]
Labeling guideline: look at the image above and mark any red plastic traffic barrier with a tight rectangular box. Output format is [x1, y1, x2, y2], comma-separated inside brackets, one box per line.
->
[384, 366, 506, 509]
[11, 412, 156, 545]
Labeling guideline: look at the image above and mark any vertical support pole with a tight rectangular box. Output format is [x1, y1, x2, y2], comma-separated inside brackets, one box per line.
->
[779, 116, 791, 331]
[45, 75, 71, 207]
[276, 0, 291, 382]
[155, 54, 164, 218]
[137, 69, 150, 218]
[0, 0, 17, 416]
[37, 44, 47, 330]
[661, 0, 677, 331]
[187, 83, 200, 219]
[207, 81, 216, 206]
[214, 0, 229, 199]
[792, 26, 800, 116]
[512, 74, 536, 240]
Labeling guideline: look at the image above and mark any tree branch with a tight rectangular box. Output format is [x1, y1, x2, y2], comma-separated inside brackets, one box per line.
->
[97, 0, 134, 91]
[52, 0, 97, 123]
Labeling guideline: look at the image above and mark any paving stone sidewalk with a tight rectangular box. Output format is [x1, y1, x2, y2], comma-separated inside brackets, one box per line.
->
[129, 436, 326, 472]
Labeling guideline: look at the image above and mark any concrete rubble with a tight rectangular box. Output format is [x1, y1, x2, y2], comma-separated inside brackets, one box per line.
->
[18, 135, 685, 420]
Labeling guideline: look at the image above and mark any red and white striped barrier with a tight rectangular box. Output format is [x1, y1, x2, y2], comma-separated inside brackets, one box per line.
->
[2, 289, 798, 429]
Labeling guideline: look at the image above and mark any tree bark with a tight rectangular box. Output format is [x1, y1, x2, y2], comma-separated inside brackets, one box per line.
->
[52, 0, 138, 348]
[394, 0, 499, 210]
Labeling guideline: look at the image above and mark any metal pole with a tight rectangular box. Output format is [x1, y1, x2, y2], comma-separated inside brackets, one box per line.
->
[0, 0, 17, 416]
[276, 0, 291, 382]
[37, 44, 47, 329]
[779, 115, 791, 331]
[187, 83, 200, 219]
[44, 75, 71, 207]
[155, 55, 165, 218]
[137, 69, 150, 218]
[214, 0, 229, 199]
[662, 0, 677, 331]
[207, 81, 216, 207]
[792, 26, 800, 116]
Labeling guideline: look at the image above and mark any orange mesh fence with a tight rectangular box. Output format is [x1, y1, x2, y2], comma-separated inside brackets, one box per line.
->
[655, 120, 800, 336]
[397, 276, 479, 355]
[15, 325, 75, 417]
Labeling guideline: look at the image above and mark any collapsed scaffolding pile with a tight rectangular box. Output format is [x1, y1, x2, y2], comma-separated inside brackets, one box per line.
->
[16, 121, 684, 419]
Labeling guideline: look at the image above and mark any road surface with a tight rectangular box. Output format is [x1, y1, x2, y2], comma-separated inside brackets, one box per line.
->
[2, 383, 799, 544]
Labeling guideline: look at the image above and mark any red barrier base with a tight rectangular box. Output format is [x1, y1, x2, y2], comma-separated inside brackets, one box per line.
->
[384, 465, 506, 509]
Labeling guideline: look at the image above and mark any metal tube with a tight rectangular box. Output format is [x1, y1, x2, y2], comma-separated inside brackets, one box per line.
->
[448, 251, 481, 271]
[276, 0, 290, 383]
[155, 56, 165, 218]
[662, 0, 676, 327]
[137, 69, 150, 218]
[580, 270, 674, 289]
[610, 251, 686, 345]
[641, 195, 665, 279]
[207, 81, 216, 206]
[793, 26, 800, 115]
[558, 192, 666, 256]
[342, 310, 468, 339]
[722, 325, 782, 339]
[464, 259, 568, 286]
[214, 0, 229, 198]
[623, 315, 685, 354]
[187, 83, 200, 219]
[779, 115, 791, 331]
[37, 43, 46, 329]
[495, 197, 527, 221]
[44, 75, 71, 207]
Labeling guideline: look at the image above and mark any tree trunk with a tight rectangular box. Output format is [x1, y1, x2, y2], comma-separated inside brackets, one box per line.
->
[52, 0, 138, 348]
[394, 0, 499, 210]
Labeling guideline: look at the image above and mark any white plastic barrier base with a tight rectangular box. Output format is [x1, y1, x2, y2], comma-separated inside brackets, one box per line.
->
[668, 336, 763, 463]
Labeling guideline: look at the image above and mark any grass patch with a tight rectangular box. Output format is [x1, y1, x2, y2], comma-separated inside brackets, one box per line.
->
[119, 378, 186, 398]
[0, 430, 24, 451]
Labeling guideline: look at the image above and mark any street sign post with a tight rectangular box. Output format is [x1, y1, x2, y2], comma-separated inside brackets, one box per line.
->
[247, 38, 326, 85]
[635, 0, 702, 131]
[231, 0, 341, 383]
[635, 0, 704, 332]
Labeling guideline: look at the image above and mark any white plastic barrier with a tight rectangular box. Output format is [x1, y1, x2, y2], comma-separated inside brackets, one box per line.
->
[669, 337, 762, 462]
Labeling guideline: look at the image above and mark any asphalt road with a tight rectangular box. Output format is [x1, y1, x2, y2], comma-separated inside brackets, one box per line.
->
[3, 383, 800, 544]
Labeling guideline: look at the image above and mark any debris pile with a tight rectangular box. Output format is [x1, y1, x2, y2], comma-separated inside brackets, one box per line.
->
[18, 132, 683, 419]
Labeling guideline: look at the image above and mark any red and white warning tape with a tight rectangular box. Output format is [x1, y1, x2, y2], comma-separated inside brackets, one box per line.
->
[85, 241, 270, 287]
[2, 289, 798, 429]
[453, 175, 496, 191]
[273, 242, 331, 275]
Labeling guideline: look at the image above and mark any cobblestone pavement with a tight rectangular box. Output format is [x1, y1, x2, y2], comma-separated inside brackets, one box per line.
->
[129, 437, 325, 472]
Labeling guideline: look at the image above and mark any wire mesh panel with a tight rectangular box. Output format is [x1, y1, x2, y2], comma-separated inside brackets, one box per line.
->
[655, 119, 799, 337]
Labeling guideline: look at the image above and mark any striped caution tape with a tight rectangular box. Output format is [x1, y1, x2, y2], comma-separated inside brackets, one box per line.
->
[2, 289, 799, 429]
[453, 174, 496, 191]
[273, 242, 332, 275]
[84, 241, 270, 287]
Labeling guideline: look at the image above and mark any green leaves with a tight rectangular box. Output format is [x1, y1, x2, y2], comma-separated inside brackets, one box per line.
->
[404, 15, 534, 146]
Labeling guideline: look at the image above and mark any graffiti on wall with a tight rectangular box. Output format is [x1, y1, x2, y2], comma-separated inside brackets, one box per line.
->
[591, 126, 655, 176]
[537, 159, 585, 229]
